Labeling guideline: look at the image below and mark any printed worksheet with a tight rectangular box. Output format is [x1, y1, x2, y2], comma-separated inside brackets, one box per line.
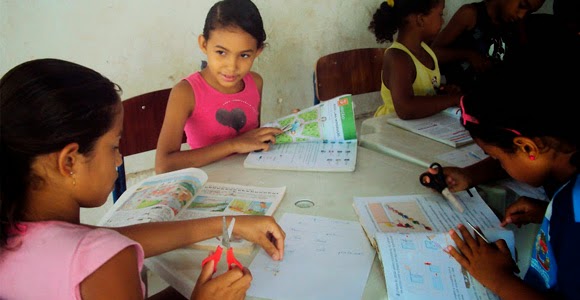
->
[247, 213, 376, 300]
[244, 139, 357, 172]
[375, 230, 514, 300]
[387, 107, 473, 147]
[352, 189, 511, 249]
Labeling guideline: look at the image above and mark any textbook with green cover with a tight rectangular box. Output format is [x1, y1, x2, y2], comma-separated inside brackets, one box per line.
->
[244, 94, 358, 172]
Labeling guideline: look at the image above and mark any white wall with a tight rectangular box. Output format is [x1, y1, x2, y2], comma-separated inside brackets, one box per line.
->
[1, 0, 553, 121]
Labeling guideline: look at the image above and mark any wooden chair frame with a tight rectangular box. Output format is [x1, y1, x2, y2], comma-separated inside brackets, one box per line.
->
[314, 48, 386, 104]
[112, 88, 186, 201]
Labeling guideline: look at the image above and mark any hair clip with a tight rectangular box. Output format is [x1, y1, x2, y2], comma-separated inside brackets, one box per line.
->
[385, 0, 395, 7]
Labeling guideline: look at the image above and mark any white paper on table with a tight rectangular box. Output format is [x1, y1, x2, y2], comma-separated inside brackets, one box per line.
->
[247, 213, 376, 300]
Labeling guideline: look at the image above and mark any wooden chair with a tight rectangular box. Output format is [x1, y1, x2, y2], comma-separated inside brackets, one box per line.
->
[313, 48, 386, 104]
[112, 88, 186, 201]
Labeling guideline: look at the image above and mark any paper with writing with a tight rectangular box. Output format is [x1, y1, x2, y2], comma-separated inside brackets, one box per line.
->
[247, 213, 375, 300]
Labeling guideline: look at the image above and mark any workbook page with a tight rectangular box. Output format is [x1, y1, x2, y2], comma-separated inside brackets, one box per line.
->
[352, 189, 510, 249]
[244, 140, 357, 172]
[375, 230, 514, 300]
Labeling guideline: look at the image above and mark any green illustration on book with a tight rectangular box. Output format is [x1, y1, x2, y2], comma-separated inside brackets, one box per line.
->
[265, 94, 356, 145]
[244, 94, 358, 172]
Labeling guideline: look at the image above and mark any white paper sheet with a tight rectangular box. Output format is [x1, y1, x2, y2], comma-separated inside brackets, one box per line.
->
[247, 213, 376, 300]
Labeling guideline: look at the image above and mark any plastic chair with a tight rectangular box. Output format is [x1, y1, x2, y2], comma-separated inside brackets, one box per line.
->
[313, 48, 386, 104]
[112, 88, 186, 202]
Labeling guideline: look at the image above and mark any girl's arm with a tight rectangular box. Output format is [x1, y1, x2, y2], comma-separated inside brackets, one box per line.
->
[431, 4, 480, 64]
[155, 81, 282, 173]
[443, 157, 508, 192]
[251, 71, 264, 124]
[80, 246, 144, 299]
[110, 215, 285, 260]
[385, 49, 460, 120]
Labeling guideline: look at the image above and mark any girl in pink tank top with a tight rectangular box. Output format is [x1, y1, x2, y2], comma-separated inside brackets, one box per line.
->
[156, 0, 283, 172]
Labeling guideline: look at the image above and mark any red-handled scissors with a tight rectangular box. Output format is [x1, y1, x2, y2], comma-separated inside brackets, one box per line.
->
[201, 216, 244, 273]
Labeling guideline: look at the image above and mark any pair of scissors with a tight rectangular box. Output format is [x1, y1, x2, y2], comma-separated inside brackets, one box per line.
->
[419, 162, 465, 213]
[201, 216, 244, 273]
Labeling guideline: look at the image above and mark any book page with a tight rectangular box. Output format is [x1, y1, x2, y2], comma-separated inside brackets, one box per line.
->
[435, 143, 488, 167]
[352, 189, 511, 249]
[98, 168, 208, 227]
[175, 182, 286, 254]
[247, 213, 375, 300]
[375, 230, 514, 300]
[243, 140, 357, 172]
[263, 94, 356, 144]
[387, 109, 473, 147]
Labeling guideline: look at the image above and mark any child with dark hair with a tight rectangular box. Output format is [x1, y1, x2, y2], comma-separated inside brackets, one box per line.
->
[431, 0, 545, 94]
[156, 0, 282, 173]
[433, 38, 579, 299]
[0, 58, 286, 300]
[368, 0, 461, 119]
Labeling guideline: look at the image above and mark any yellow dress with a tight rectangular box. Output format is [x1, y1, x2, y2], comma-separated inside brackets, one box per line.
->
[374, 41, 440, 117]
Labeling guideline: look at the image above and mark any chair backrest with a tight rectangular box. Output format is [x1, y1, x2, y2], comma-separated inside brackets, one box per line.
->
[113, 88, 186, 201]
[314, 48, 386, 103]
[120, 88, 173, 157]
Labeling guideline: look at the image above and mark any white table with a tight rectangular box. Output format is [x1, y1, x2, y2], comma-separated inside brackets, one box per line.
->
[145, 147, 425, 299]
[144, 147, 538, 299]
[359, 114, 458, 168]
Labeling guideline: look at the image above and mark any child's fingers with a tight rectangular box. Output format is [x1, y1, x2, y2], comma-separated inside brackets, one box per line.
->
[457, 223, 479, 249]
[494, 239, 512, 255]
[495, 239, 520, 273]
[226, 267, 252, 291]
[196, 259, 214, 285]
[448, 228, 473, 258]
[445, 245, 470, 268]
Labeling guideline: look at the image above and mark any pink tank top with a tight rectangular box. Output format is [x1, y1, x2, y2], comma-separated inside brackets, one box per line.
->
[183, 72, 261, 149]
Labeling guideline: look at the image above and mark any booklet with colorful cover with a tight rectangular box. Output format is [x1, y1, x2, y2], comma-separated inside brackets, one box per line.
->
[244, 94, 358, 172]
[98, 168, 286, 254]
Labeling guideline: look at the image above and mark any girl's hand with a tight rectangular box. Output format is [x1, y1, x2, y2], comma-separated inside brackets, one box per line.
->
[230, 127, 283, 153]
[232, 216, 285, 261]
[439, 166, 472, 192]
[500, 197, 548, 227]
[446, 224, 519, 294]
[191, 259, 252, 300]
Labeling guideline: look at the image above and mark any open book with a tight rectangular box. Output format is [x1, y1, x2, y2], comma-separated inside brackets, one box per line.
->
[387, 107, 473, 148]
[353, 189, 516, 300]
[244, 94, 358, 172]
[98, 168, 286, 254]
